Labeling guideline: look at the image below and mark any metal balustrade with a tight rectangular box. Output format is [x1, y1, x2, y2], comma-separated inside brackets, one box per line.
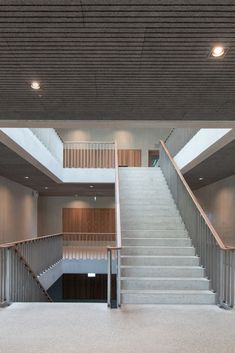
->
[16, 234, 63, 276]
[0, 234, 63, 304]
[63, 233, 116, 260]
[107, 141, 122, 308]
[0, 248, 6, 304]
[160, 141, 235, 309]
[63, 141, 115, 168]
[0, 230, 119, 304]
[30, 128, 63, 164]
[165, 128, 199, 157]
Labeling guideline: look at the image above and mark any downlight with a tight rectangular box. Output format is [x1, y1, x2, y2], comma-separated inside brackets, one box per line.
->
[31, 81, 40, 90]
[211, 46, 225, 58]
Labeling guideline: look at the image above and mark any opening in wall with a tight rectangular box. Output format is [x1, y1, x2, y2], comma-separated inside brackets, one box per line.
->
[148, 150, 159, 167]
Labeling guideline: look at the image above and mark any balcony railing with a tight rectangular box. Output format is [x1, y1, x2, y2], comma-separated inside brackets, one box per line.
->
[0, 234, 63, 304]
[0, 230, 119, 305]
[63, 141, 115, 168]
[63, 232, 116, 260]
[160, 140, 235, 309]
[165, 128, 200, 157]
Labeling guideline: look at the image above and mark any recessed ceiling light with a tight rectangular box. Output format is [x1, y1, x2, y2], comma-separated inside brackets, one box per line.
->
[199, 177, 204, 181]
[31, 81, 40, 90]
[44, 186, 49, 190]
[24, 176, 29, 179]
[89, 185, 94, 188]
[211, 46, 225, 58]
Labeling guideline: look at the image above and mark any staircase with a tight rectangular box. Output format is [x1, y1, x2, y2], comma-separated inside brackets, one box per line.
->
[119, 168, 216, 304]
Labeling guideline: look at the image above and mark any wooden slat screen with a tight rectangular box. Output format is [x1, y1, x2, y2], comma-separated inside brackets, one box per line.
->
[63, 147, 141, 168]
[63, 148, 115, 168]
[118, 149, 141, 167]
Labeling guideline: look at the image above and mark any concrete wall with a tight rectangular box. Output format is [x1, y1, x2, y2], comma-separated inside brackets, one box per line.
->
[58, 127, 170, 167]
[195, 175, 235, 247]
[38, 196, 115, 235]
[0, 176, 37, 244]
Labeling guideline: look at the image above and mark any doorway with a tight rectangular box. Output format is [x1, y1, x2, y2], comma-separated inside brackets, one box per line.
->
[148, 150, 159, 167]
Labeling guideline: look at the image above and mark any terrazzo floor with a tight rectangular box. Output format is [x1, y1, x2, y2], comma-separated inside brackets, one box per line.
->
[0, 303, 234, 353]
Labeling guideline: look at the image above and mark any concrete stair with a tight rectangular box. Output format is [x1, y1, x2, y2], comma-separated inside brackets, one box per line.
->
[119, 167, 216, 305]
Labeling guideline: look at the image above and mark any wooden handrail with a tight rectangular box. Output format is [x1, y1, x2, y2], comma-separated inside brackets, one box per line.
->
[160, 140, 235, 251]
[0, 232, 117, 249]
[63, 141, 115, 144]
[63, 232, 115, 235]
[0, 233, 62, 249]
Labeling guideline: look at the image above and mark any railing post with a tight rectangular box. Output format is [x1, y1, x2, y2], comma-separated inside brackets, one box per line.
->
[230, 251, 235, 308]
[5, 247, 11, 305]
[117, 249, 121, 307]
[218, 249, 232, 310]
[107, 248, 112, 307]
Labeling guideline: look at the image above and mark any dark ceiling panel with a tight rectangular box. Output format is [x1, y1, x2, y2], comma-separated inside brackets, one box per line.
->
[0, 142, 114, 196]
[0, 1, 235, 120]
[184, 139, 235, 190]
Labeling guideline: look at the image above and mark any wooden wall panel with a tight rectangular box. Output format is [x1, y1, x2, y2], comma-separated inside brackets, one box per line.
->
[118, 149, 141, 167]
[63, 208, 115, 233]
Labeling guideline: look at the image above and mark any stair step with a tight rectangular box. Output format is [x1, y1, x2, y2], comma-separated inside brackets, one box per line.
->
[121, 256, 200, 266]
[121, 266, 204, 278]
[121, 277, 210, 290]
[122, 230, 188, 238]
[122, 246, 195, 256]
[122, 225, 186, 231]
[121, 206, 179, 214]
[119, 167, 215, 305]
[122, 238, 191, 246]
[121, 290, 216, 304]
[121, 213, 183, 220]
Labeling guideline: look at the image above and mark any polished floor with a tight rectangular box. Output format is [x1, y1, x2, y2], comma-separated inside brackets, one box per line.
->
[0, 303, 234, 353]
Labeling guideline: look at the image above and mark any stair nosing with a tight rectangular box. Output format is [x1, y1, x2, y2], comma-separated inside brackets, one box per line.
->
[120, 265, 203, 269]
[121, 289, 215, 294]
[121, 277, 209, 281]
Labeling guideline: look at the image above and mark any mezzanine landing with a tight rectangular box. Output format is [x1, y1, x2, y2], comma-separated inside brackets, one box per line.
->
[0, 303, 234, 353]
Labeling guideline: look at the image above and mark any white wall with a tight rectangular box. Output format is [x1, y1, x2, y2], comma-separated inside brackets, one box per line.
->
[0, 176, 37, 244]
[174, 128, 233, 173]
[58, 127, 170, 167]
[195, 175, 235, 247]
[38, 196, 115, 236]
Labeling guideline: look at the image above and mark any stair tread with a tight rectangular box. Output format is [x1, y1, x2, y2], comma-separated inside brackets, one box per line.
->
[121, 265, 202, 269]
[121, 255, 199, 258]
[121, 289, 214, 294]
[122, 237, 188, 240]
[121, 277, 209, 281]
[122, 246, 193, 248]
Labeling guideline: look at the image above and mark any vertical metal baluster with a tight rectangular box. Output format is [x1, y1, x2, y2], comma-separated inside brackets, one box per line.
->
[230, 251, 234, 308]
[107, 249, 112, 307]
[117, 249, 121, 307]
[5, 248, 11, 304]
